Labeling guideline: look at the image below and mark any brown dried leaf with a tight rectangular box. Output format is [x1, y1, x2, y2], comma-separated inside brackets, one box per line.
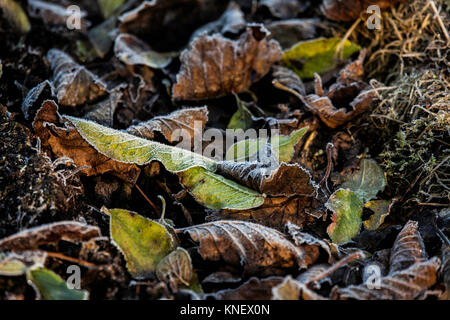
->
[47, 49, 107, 107]
[272, 275, 327, 300]
[180, 220, 318, 274]
[300, 50, 376, 128]
[217, 161, 317, 197]
[21, 80, 54, 120]
[389, 220, 427, 274]
[267, 18, 318, 49]
[210, 276, 283, 300]
[286, 223, 332, 262]
[321, 0, 406, 22]
[172, 25, 282, 101]
[332, 257, 441, 300]
[84, 91, 122, 127]
[260, 0, 308, 19]
[0, 221, 100, 251]
[33, 100, 141, 183]
[272, 65, 306, 96]
[126, 107, 208, 144]
[156, 247, 193, 291]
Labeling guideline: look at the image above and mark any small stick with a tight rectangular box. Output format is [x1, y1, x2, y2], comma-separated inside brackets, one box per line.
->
[319, 143, 335, 195]
[135, 184, 161, 217]
[46, 252, 96, 268]
[428, 0, 450, 43]
[334, 18, 362, 60]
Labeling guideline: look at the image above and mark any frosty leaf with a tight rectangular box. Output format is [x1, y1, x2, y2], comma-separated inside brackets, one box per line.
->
[326, 189, 364, 244]
[225, 127, 309, 163]
[180, 220, 319, 274]
[27, 267, 88, 300]
[217, 161, 317, 197]
[0, 251, 47, 276]
[0, 0, 30, 33]
[286, 223, 332, 262]
[268, 19, 318, 49]
[227, 95, 254, 130]
[173, 25, 281, 100]
[179, 167, 265, 210]
[98, 0, 125, 18]
[272, 65, 306, 96]
[114, 33, 176, 69]
[363, 199, 394, 230]
[156, 247, 201, 292]
[0, 221, 100, 252]
[88, 15, 117, 58]
[47, 49, 107, 107]
[84, 91, 122, 127]
[321, 0, 406, 22]
[65, 114, 217, 172]
[33, 100, 141, 183]
[272, 275, 327, 300]
[260, 0, 308, 19]
[332, 257, 441, 300]
[282, 37, 360, 79]
[127, 107, 208, 144]
[21, 80, 54, 120]
[104, 208, 177, 279]
[389, 220, 427, 274]
[340, 158, 386, 204]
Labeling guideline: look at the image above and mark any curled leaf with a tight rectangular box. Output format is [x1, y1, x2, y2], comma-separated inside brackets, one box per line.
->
[21, 80, 54, 120]
[389, 220, 427, 274]
[114, 33, 176, 69]
[282, 37, 360, 79]
[0, 221, 100, 252]
[180, 220, 319, 274]
[363, 199, 395, 230]
[326, 189, 364, 244]
[173, 24, 281, 100]
[104, 207, 177, 279]
[47, 49, 107, 107]
[27, 267, 88, 300]
[0, 0, 30, 33]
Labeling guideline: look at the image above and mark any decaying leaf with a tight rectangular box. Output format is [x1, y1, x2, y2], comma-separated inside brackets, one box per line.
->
[0, 221, 100, 252]
[340, 158, 386, 204]
[172, 25, 282, 100]
[363, 199, 395, 230]
[33, 100, 141, 183]
[21, 80, 54, 120]
[332, 257, 441, 300]
[209, 276, 283, 300]
[114, 33, 176, 69]
[260, 0, 308, 19]
[272, 65, 306, 96]
[180, 220, 319, 274]
[127, 107, 208, 144]
[217, 161, 317, 197]
[97, 0, 126, 18]
[28, 0, 90, 32]
[326, 189, 364, 244]
[272, 275, 327, 300]
[282, 37, 361, 79]
[389, 220, 427, 274]
[84, 91, 122, 127]
[27, 267, 88, 300]
[103, 207, 178, 279]
[0, 251, 47, 276]
[268, 19, 318, 49]
[321, 0, 406, 22]
[179, 167, 265, 210]
[47, 49, 107, 107]
[156, 247, 201, 292]
[0, 0, 30, 33]
[286, 223, 332, 262]
[299, 50, 377, 128]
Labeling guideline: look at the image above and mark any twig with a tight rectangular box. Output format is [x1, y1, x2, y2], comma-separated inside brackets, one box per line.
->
[135, 184, 161, 217]
[45, 252, 96, 268]
[319, 143, 335, 195]
[334, 18, 361, 60]
[428, 0, 450, 43]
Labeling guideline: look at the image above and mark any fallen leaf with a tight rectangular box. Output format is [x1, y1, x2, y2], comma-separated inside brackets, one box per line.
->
[179, 220, 319, 274]
[172, 24, 282, 100]
[27, 267, 88, 300]
[97, 0, 125, 18]
[217, 161, 317, 197]
[267, 19, 318, 49]
[33, 100, 141, 183]
[0, 0, 30, 33]
[272, 65, 306, 96]
[389, 220, 427, 274]
[272, 275, 327, 300]
[47, 49, 107, 107]
[21, 80, 54, 120]
[104, 207, 178, 279]
[260, 0, 308, 19]
[0, 221, 100, 252]
[84, 91, 122, 126]
[363, 199, 395, 230]
[127, 107, 208, 144]
[340, 158, 386, 204]
[282, 37, 360, 79]
[208, 276, 283, 300]
[286, 223, 332, 262]
[0, 251, 47, 276]
[321, 0, 406, 22]
[326, 188, 364, 244]
[87, 15, 117, 58]
[332, 257, 441, 300]
[114, 33, 176, 69]
[227, 95, 254, 130]
[179, 167, 265, 210]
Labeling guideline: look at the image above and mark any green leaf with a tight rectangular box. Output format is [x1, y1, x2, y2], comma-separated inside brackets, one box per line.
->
[340, 158, 386, 204]
[0, 252, 47, 276]
[0, 255, 27, 276]
[104, 208, 177, 279]
[97, 0, 125, 18]
[282, 38, 360, 79]
[180, 167, 265, 210]
[326, 189, 363, 244]
[0, 0, 31, 33]
[225, 127, 308, 163]
[227, 95, 254, 130]
[65, 116, 217, 173]
[363, 199, 394, 231]
[27, 267, 88, 300]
